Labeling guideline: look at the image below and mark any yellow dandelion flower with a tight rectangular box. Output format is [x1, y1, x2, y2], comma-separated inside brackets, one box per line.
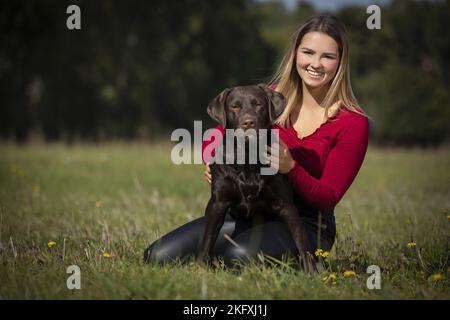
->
[102, 252, 112, 258]
[321, 273, 337, 282]
[447, 215, 450, 220]
[315, 248, 330, 258]
[407, 242, 416, 248]
[431, 273, 443, 282]
[47, 241, 57, 248]
[95, 201, 102, 208]
[315, 248, 323, 257]
[343, 270, 356, 277]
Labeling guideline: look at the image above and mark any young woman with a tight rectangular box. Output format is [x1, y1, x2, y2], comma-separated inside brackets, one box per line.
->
[144, 15, 369, 267]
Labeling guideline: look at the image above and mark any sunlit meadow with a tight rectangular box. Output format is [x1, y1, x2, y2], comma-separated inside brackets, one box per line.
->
[0, 142, 448, 299]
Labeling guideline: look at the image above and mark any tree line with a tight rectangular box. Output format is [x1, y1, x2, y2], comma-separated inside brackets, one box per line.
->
[0, 0, 448, 146]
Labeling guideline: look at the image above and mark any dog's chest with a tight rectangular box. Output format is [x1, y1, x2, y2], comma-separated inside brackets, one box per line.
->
[230, 170, 273, 217]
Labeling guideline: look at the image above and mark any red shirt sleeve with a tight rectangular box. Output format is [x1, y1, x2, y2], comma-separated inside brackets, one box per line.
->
[201, 124, 224, 164]
[288, 115, 369, 213]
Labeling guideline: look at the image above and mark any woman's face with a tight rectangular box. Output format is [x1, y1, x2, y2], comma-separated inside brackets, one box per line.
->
[296, 31, 340, 91]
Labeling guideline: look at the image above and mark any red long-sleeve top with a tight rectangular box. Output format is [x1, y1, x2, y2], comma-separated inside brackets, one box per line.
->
[202, 107, 369, 214]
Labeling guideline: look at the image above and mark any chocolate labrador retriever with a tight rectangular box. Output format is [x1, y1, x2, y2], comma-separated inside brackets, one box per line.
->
[197, 84, 316, 270]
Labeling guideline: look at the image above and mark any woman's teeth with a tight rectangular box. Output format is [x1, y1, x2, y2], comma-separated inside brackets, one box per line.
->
[307, 69, 323, 78]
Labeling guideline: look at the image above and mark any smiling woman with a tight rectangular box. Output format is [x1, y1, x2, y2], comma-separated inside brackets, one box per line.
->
[268, 14, 369, 213]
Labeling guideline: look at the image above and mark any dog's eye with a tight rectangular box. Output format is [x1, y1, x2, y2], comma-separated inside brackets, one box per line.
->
[252, 100, 262, 107]
[231, 104, 241, 110]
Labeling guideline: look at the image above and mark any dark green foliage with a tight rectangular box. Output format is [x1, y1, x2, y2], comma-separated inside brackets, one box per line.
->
[0, 0, 449, 146]
[0, 0, 275, 142]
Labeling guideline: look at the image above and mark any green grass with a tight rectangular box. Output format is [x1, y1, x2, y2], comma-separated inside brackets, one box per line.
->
[0, 142, 449, 299]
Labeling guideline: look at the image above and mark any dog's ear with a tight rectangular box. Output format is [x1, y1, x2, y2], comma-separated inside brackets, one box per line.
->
[257, 84, 286, 123]
[207, 88, 231, 127]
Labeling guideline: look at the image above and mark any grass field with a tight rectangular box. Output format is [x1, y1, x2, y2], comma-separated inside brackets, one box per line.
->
[0, 142, 449, 299]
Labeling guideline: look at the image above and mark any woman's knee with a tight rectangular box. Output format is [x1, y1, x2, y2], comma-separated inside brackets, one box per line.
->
[223, 245, 254, 267]
[143, 240, 176, 264]
[143, 242, 160, 264]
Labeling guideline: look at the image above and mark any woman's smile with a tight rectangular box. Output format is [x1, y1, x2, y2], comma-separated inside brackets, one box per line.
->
[306, 69, 324, 79]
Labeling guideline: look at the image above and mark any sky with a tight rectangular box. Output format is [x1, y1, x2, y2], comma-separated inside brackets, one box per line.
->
[268, 0, 391, 12]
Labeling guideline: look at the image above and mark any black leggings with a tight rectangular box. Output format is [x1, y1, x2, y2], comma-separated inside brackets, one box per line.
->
[144, 209, 336, 267]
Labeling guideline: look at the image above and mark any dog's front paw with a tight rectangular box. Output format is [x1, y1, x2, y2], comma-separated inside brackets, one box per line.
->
[196, 255, 208, 268]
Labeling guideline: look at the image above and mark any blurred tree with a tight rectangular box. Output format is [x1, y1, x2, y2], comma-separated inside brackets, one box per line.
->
[0, 0, 275, 142]
[343, 0, 450, 146]
[0, 0, 448, 146]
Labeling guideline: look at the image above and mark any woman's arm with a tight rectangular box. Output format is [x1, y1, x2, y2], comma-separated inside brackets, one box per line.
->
[202, 124, 224, 164]
[288, 116, 369, 213]
[202, 124, 224, 184]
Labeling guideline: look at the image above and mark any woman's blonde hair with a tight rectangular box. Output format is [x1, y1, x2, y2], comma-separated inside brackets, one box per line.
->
[270, 15, 367, 127]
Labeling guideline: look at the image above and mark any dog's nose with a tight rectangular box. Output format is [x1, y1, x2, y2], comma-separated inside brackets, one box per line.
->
[242, 119, 255, 129]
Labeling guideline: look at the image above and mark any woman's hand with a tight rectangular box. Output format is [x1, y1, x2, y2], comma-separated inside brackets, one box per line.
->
[204, 162, 212, 184]
[204, 140, 294, 183]
[267, 140, 295, 174]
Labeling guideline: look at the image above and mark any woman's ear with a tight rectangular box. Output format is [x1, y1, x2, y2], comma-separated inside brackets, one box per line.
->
[207, 88, 231, 127]
[257, 84, 286, 123]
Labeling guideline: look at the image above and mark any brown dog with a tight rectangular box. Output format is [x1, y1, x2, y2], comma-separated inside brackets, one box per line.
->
[197, 85, 315, 270]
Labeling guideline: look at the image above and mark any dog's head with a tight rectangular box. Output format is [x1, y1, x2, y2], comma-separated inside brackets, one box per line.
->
[207, 85, 286, 130]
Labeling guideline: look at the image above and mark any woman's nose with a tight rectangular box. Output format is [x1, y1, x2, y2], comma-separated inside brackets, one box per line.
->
[310, 56, 322, 69]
